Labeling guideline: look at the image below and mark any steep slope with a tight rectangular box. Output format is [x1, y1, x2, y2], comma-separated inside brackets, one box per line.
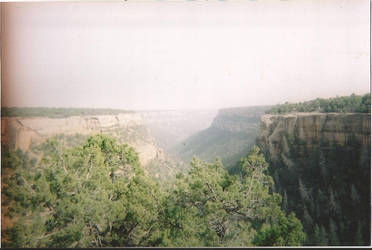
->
[1, 114, 182, 179]
[172, 106, 270, 167]
[139, 110, 217, 151]
[258, 112, 371, 245]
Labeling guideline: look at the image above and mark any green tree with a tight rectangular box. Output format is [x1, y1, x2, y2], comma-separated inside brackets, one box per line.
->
[265, 93, 370, 114]
[2, 135, 161, 247]
[329, 218, 340, 246]
[313, 224, 328, 246]
[2, 139, 306, 247]
[253, 212, 306, 246]
[161, 146, 306, 247]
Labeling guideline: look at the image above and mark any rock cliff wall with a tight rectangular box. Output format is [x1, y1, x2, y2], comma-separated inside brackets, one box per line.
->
[258, 112, 371, 245]
[259, 113, 370, 165]
[1, 114, 160, 166]
[211, 106, 270, 133]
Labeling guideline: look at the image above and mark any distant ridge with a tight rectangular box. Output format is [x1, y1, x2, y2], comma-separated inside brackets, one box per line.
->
[171, 105, 271, 168]
[1, 107, 133, 118]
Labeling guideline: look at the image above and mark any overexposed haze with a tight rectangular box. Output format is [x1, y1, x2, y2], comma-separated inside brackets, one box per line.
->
[1, 0, 370, 110]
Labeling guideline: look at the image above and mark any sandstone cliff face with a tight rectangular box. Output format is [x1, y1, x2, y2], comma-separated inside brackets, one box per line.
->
[258, 112, 371, 245]
[258, 113, 370, 167]
[211, 106, 270, 133]
[1, 114, 160, 166]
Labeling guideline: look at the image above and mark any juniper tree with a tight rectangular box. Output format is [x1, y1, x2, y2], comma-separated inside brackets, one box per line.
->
[2, 135, 162, 248]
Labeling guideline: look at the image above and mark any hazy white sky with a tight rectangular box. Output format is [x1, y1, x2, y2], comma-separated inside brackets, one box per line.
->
[1, 0, 370, 110]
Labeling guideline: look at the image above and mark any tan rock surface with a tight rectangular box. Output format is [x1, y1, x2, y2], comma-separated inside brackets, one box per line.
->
[258, 113, 371, 166]
[1, 114, 159, 166]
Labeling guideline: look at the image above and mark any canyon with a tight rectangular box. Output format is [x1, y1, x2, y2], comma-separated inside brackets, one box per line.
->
[172, 108, 371, 245]
[139, 110, 217, 151]
[2, 107, 371, 245]
[1, 110, 217, 180]
[1, 113, 186, 181]
[172, 106, 270, 168]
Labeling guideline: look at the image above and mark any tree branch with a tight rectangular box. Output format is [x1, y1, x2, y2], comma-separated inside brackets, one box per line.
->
[206, 182, 218, 202]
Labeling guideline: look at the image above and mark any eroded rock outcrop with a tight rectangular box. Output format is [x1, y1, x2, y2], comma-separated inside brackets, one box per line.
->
[2, 114, 158, 166]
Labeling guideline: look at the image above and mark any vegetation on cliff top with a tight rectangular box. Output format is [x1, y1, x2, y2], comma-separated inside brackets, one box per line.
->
[2, 107, 133, 118]
[266, 93, 370, 114]
[2, 135, 305, 247]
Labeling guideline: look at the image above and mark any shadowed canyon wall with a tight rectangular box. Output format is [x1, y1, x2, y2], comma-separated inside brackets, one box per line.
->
[258, 113, 371, 245]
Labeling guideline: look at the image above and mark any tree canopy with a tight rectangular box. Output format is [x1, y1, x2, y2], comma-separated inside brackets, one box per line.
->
[266, 93, 370, 114]
[2, 135, 305, 247]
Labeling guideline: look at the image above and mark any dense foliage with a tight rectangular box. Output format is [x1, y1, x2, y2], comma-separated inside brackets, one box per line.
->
[2, 135, 305, 247]
[266, 93, 370, 114]
[159, 146, 305, 247]
[2, 107, 133, 118]
[2, 135, 160, 247]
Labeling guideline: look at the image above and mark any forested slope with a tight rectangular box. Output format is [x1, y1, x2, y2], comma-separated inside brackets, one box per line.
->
[172, 106, 270, 169]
